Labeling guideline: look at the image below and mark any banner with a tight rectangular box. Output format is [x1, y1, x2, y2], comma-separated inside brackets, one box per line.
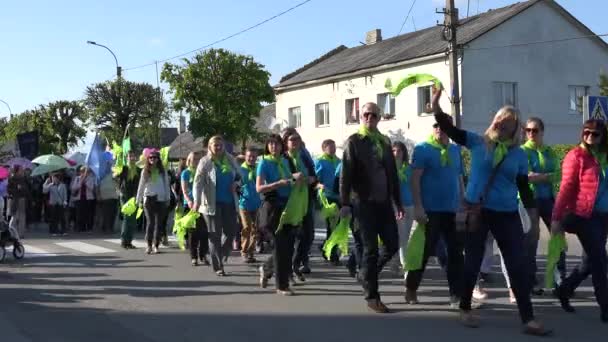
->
[17, 131, 39, 160]
[86, 133, 111, 181]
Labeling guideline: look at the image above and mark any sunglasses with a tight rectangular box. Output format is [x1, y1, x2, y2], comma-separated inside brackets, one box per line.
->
[288, 136, 301, 142]
[583, 130, 601, 138]
[148, 156, 159, 160]
[433, 123, 440, 129]
[363, 112, 379, 119]
[525, 128, 540, 134]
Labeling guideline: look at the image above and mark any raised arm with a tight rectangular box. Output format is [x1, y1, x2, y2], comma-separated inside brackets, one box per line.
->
[431, 85, 467, 146]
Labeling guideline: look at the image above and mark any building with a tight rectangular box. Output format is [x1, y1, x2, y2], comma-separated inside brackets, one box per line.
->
[274, 0, 608, 155]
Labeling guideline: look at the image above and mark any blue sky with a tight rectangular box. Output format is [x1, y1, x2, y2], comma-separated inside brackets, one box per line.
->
[0, 0, 606, 150]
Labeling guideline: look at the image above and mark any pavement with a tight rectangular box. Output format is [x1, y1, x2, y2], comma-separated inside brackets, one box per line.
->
[0, 224, 606, 342]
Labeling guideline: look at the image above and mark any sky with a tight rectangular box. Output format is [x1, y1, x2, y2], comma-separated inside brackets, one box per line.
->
[0, 0, 606, 151]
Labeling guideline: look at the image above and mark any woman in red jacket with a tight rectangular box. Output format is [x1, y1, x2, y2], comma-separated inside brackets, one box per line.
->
[551, 119, 608, 323]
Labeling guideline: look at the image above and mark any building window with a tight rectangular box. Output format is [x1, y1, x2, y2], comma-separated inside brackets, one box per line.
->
[417, 86, 433, 114]
[288, 107, 301, 128]
[345, 98, 360, 124]
[569, 85, 589, 114]
[377, 93, 396, 119]
[493, 82, 518, 110]
[315, 102, 330, 127]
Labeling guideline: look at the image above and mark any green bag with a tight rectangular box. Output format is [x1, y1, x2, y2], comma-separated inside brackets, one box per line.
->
[404, 223, 426, 271]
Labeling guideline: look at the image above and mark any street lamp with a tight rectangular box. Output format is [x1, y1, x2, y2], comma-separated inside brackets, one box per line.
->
[0, 99, 12, 119]
[87, 41, 122, 78]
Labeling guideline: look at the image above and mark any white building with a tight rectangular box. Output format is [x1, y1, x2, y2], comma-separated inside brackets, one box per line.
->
[274, 0, 608, 155]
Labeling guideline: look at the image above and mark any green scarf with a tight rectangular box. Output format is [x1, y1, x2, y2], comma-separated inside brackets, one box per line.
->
[581, 143, 608, 177]
[241, 162, 256, 181]
[318, 153, 340, 168]
[212, 155, 231, 174]
[127, 162, 138, 181]
[150, 168, 159, 183]
[276, 182, 308, 232]
[397, 162, 409, 183]
[492, 139, 513, 167]
[263, 154, 288, 180]
[287, 150, 305, 173]
[522, 140, 553, 171]
[426, 135, 450, 167]
[357, 126, 388, 160]
[187, 166, 196, 183]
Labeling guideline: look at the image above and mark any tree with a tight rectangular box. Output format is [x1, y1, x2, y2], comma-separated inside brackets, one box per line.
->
[84, 79, 170, 144]
[2, 101, 88, 155]
[161, 49, 275, 148]
[600, 71, 608, 96]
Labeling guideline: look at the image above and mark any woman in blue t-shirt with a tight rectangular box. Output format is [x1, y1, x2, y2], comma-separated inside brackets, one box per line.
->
[181, 151, 209, 267]
[432, 87, 550, 336]
[192, 135, 241, 276]
[257, 134, 305, 296]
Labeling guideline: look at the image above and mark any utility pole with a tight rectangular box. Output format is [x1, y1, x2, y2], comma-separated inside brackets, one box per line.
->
[438, 0, 462, 128]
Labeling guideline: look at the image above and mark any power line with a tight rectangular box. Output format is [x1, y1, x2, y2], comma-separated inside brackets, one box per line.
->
[124, 0, 313, 72]
[464, 33, 608, 51]
[398, 0, 418, 35]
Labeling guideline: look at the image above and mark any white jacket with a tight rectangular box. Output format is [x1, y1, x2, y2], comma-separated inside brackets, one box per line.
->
[193, 154, 241, 216]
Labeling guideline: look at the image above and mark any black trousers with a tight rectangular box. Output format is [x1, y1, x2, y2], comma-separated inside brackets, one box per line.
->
[293, 200, 314, 272]
[48, 204, 66, 234]
[405, 212, 464, 297]
[77, 200, 95, 232]
[356, 200, 399, 301]
[144, 197, 166, 248]
[264, 226, 297, 291]
[460, 209, 534, 324]
[189, 216, 209, 260]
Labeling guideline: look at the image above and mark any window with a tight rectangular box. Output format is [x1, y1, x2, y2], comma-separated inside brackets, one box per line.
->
[315, 102, 330, 127]
[345, 98, 360, 124]
[288, 107, 301, 128]
[569, 85, 589, 114]
[493, 82, 518, 110]
[377, 93, 396, 119]
[417, 86, 433, 114]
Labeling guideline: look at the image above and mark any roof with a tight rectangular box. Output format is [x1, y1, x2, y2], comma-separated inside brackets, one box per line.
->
[160, 127, 179, 147]
[276, 0, 605, 88]
[167, 131, 205, 160]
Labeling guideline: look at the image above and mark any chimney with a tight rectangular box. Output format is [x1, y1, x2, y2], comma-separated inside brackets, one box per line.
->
[365, 29, 382, 45]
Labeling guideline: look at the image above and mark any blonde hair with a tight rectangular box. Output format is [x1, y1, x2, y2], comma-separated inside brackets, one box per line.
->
[483, 105, 522, 148]
[186, 152, 200, 168]
[207, 135, 224, 157]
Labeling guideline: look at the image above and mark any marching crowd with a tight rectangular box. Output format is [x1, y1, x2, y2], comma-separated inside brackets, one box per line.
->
[3, 85, 608, 336]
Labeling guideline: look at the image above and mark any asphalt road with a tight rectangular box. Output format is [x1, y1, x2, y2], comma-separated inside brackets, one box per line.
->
[0, 225, 606, 342]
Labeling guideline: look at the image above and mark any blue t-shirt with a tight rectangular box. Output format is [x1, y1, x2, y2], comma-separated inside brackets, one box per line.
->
[215, 166, 235, 204]
[411, 142, 462, 212]
[257, 156, 292, 200]
[314, 157, 341, 200]
[398, 164, 414, 207]
[239, 165, 261, 211]
[523, 146, 556, 199]
[465, 132, 528, 212]
[595, 167, 608, 213]
[180, 168, 194, 206]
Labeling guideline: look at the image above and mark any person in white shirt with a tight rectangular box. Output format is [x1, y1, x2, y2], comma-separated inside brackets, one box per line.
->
[43, 173, 68, 236]
[136, 151, 170, 254]
[71, 167, 96, 232]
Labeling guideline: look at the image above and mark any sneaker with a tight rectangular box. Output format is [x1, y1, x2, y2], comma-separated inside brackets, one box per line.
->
[258, 266, 268, 288]
[294, 271, 306, 282]
[300, 264, 311, 274]
[449, 296, 460, 309]
[162, 236, 169, 246]
[367, 299, 389, 313]
[201, 256, 210, 266]
[276, 288, 294, 296]
[405, 289, 419, 304]
[472, 285, 488, 301]
[509, 288, 517, 304]
[522, 321, 552, 337]
[145, 246, 152, 254]
[531, 286, 544, 296]
[191, 259, 198, 266]
[152, 246, 159, 254]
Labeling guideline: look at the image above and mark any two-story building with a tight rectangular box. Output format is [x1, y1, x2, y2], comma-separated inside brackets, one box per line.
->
[274, 0, 608, 155]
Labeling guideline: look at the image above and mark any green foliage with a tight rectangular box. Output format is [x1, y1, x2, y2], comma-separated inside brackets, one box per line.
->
[161, 48, 275, 145]
[2, 101, 88, 154]
[84, 78, 170, 144]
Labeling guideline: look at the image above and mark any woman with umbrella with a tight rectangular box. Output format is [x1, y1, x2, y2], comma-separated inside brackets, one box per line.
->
[7, 165, 31, 238]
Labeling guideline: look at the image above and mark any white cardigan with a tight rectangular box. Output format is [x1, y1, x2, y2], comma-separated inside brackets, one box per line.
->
[193, 154, 241, 216]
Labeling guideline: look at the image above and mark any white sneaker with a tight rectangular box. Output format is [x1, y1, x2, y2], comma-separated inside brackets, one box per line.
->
[473, 285, 488, 301]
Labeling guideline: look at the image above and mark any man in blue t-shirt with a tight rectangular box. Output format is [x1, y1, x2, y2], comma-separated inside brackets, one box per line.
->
[315, 139, 342, 264]
[406, 119, 465, 308]
[239, 147, 261, 263]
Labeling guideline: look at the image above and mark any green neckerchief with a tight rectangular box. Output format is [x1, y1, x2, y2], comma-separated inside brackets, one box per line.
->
[127, 162, 139, 181]
[426, 135, 451, 167]
[212, 155, 231, 174]
[187, 166, 196, 183]
[581, 143, 608, 177]
[397, 161, 409, 183]
[357, 126, 388, 160]
[522, 140, 554, 172]
[318, 153, 339, 168]
[263, 154, 288, 180]
[241, 162, 256, 181]
[150, 168, 159, 183]
[492, 139, 513, 167]
[287, 150, 305, 174]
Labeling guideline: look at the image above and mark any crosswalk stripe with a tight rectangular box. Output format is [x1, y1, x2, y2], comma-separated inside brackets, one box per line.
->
[4, 244, 58, 257]
[55, 241, 116, 254]
[103, 239, 172, 249]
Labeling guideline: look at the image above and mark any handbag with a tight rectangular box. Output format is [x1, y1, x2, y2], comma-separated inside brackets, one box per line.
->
[464, 153, 509, 232]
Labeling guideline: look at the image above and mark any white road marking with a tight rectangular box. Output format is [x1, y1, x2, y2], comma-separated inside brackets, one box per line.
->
[55, 241, 116, 254]
[103, 239, 148, 248]
[4, 244, 59, 257]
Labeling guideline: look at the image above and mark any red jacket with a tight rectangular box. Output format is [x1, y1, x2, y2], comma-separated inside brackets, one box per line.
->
[552, 146, 600, 221]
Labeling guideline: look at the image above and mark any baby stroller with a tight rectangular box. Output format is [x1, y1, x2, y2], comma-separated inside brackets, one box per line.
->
[0, 219, 25, 262]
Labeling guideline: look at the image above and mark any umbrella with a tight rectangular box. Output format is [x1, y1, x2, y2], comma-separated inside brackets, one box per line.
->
[30, 164, 68, 177]
[63, 151, 87, 167]
[32, 154, 71, 169]
[0, 167, 9, 179]
[6, 157, 33, 170]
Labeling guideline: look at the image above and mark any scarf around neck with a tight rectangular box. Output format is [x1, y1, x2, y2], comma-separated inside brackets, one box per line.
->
[397, 162, 409, 183]
[491, 138, 513, 167]
[318, 153, 339, 167]
[426, 135, 450, 167]
[357, 126, 388, 160]
[263, 154, 288, 180]
[522, 140, 553, 171]
[241, 162, 256, 181]
[212, 155, 231, 174]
